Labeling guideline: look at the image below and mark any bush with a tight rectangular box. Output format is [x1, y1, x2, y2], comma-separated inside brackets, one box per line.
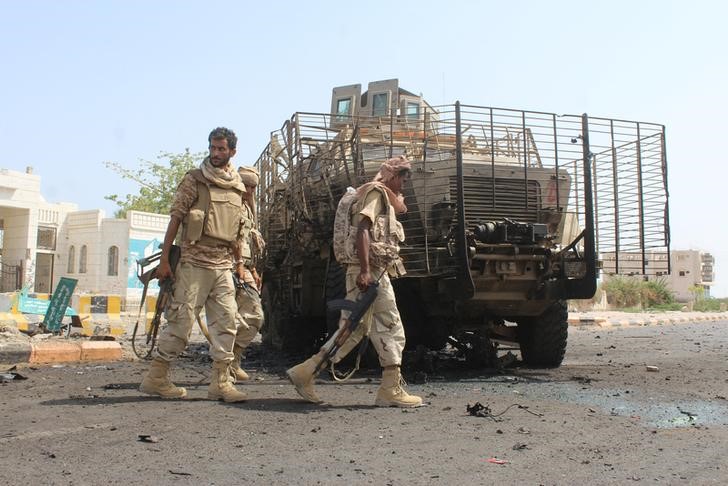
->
[693, 298, 726, 312]
[641, 278, 674, 307]
[600, 276, 675, 310]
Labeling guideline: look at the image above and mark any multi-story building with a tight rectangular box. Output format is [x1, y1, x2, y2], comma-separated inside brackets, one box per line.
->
[667, 250, 714, 301]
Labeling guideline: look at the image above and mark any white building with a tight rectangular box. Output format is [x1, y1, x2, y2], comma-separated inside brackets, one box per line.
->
[667, 250, 714, 301]
[0, 167, 167, 307]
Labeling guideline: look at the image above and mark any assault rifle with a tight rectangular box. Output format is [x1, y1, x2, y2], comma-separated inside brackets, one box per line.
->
[131, 245, 181, 359]
[315, 281, 379, 375]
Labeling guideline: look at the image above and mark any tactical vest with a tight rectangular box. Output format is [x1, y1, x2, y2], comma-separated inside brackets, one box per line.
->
[239, 203, 256, 263]
[333, 186, 405, 273]
[182, 169, 248, 247]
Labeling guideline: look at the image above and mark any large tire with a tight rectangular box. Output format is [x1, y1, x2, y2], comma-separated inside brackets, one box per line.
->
[261, 283, 318, 352]
[260, 284, 282, 348]
[393, 278, 448, 351]
[325, 260, 347, 338]
[517, 300, 568, 367]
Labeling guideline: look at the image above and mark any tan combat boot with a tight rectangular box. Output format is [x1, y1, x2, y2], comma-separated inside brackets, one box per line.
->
[375, 365, 423, 408]
[230, 345, 250, 382]
[208, 361, 248, 403]
[286, 350, 327, 403]
[139, 358, 187, 399]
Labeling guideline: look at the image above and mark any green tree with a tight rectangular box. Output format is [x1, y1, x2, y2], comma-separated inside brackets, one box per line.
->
[104, 149, 204, 218]
[688, 284, 705, 302]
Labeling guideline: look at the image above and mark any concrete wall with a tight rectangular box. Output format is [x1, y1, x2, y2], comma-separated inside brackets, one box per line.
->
[667, 250, 713, 301]
[125, 211, 168, 308]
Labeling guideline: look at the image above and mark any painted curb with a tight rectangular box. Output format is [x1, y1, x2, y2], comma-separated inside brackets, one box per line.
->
[0, 341, 32, 365]
[0, 340, 123, 366]
[80, 341, 123, 361]
[568, 317, 608, 327]
[30, 341, 82, 363]
[568, 313, 727, 328]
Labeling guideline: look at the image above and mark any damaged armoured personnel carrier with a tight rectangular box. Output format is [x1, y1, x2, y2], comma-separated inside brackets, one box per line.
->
[255, 79, 670, 367]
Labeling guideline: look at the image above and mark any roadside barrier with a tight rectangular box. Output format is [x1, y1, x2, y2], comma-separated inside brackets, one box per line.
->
[73, 295, 125, 337]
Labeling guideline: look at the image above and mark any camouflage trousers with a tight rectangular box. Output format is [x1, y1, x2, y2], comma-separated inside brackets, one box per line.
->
[234, 283, 264, 350]
[331, 265, 406, 368]
[156, 262, 237, 363]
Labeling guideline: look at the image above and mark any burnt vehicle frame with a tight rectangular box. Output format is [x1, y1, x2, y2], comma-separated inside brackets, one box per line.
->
[254, 80, 669, 367]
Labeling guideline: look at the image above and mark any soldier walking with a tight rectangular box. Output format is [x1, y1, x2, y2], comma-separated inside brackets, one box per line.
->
[229, 166, 265, 381]
[139, 127, 250, 402]
[287, 155, 422, 407]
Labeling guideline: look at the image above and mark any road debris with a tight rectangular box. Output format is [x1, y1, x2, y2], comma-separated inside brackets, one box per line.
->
[571, 375, 593, 384]
[0, 371, 27, 382]
[677, 407, 697, 422]
[487, 458, 508, 465]
[512, 443, 529, 451]
[467, 402, 544, 421]
[138, 435, 160, 443]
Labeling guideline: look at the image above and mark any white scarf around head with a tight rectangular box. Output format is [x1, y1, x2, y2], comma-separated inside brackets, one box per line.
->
[200, 157, 246, 192]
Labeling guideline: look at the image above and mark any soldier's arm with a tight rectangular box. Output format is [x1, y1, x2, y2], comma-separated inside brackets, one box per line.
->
[157, 216, 182, 281]
[158, 174, 197, 280]
[355, 217, 373, 292]
[231, 239, 244, 278]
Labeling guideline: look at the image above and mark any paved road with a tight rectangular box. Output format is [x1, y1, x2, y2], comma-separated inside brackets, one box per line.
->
[2, 320, 727, 485]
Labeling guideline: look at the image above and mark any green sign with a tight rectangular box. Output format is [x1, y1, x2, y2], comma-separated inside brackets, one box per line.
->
[43, 277, 78, 332]
[18, 288, 77, 316]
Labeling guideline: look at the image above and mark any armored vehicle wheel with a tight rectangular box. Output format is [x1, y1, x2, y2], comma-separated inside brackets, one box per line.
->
[325, 260, 347, 337]
[260, 285, 277, 347]
[517, 300, 568, 367]
[261, 284, 318, 352]
[393, 278, 449, 351]
[261, 284, 287, 349]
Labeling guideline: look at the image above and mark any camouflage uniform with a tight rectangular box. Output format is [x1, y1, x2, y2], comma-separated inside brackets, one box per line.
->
[333, 187, 406, 367]
[155, 173, 242, 364]
[231, 202, 265, 377]
[287, 156, 421, 407]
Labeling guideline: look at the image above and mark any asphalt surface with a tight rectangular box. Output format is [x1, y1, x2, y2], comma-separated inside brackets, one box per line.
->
[1, 317, 727, 484]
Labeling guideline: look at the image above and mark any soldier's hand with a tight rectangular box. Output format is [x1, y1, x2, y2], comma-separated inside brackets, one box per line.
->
[356, 271, 373, 292]
[156, 260, 174, 282]
[252, 268, 262, 289]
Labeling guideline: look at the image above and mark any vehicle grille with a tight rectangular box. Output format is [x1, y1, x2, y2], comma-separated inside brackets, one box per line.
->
[450, 176, 540, 226]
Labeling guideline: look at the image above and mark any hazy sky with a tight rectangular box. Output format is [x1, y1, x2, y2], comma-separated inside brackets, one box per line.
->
[1, 1, 726, 295]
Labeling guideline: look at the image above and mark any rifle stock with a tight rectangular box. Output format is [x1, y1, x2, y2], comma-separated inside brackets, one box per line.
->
[132, 244, 181, 359]
[316, 281, 379, 373]
[147, 245, 181, 344]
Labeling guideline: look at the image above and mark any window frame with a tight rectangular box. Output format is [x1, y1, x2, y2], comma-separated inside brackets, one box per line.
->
[405, 101, 420, 120]
[79, 245, 88, 274]
[372, 92, 389, 117]
[107, 245, 119, 276]
[67, 246, 75, 274]
[336, 97, 353, 121]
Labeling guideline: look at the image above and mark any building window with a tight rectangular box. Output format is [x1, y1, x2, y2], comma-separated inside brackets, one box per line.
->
[107, 246, 119, 276]
[79, 245, 87, 274]
[406, 101, 419, 120]
[372, 92, 389, 117]
[37, 226, 57, 250]
[67, 246, 75, 274]
[336, 97, 352, 121]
